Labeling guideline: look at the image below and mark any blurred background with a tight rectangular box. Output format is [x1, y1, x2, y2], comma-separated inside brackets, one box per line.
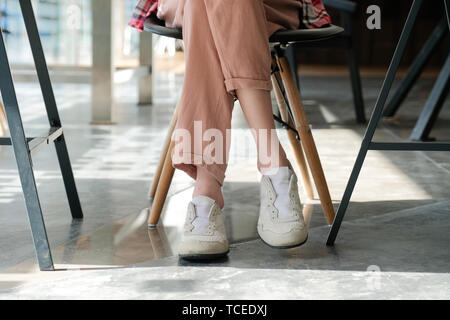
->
[306, 0, 450, 67]
[1, 0, 449, 72]
[1, 0, 138, 67]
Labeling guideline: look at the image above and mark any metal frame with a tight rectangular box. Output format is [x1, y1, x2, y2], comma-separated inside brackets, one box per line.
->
[446, 0, 450, 29]
[383, 2, 450, 142]
[271, 61, 301, 139]
[0, 0, 83, 271]
[410, 53, 450, 141]
[327, 0, 450, 246]
[383, 18, 449, 118]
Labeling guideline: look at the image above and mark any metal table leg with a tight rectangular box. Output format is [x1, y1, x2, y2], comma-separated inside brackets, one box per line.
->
[383, 19, 448, 118]
[410, 53, 450, 141]
[445, 0, 450, 29]
[19, 0, 83, 219]
[327, 0, 424, 246]
[0, 31, 54, 271]
[0, 0, 84, 271]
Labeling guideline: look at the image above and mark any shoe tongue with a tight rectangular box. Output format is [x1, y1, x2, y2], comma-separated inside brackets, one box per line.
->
[192, 195, 216, 207]
[265, 166, 292, 182]
[191, 196, 216, 234]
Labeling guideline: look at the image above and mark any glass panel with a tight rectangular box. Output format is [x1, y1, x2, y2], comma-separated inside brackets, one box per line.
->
[1, 0, 140, 67]
[117, 0, 139, 67]
[1, 0, 93, 66]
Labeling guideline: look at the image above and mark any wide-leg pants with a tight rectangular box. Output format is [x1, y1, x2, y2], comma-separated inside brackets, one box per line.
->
[158, 0, 301, 185]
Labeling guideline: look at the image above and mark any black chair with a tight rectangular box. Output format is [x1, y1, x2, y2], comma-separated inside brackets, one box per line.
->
[143, 15, 344, 229]
[285, 0, 366, 123]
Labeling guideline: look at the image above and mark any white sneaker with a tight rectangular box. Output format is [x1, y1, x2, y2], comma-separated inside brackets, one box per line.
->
[258, 170, 308, 248]
[178, 201, 229, 260]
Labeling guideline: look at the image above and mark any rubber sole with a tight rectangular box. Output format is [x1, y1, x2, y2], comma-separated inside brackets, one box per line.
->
[258, 233, 308, 249]
[179, 250, 230, 261]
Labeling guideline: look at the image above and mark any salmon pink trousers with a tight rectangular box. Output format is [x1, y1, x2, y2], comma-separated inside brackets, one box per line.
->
[157, 0, 302, 185]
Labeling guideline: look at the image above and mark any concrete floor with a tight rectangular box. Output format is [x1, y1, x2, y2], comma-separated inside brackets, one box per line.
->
[0, 58, 449, 299]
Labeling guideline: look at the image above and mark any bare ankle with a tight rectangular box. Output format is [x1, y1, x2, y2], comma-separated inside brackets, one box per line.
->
[259, 157, 289, 174]
[193, 187, 224, 209]
[194, 167, 225, 208]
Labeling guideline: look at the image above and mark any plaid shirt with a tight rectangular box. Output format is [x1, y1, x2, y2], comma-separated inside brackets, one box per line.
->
[300, 0, 331, 29]
[129, 0, 331, 32]
[129, 0, 158, 32]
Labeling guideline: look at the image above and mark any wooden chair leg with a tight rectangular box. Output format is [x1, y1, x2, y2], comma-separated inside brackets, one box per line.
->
[276, 56, 335, 225]
[149, 104, 179, 199]
[148, 140, 176, 227]
[0, 101, 6, 136]
[271, 72, 314, 199]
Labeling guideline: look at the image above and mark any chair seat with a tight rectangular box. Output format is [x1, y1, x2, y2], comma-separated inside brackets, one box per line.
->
[144, 16, 183, 40]
[269, 25, 344, 43]
[143, 16, 344, 44]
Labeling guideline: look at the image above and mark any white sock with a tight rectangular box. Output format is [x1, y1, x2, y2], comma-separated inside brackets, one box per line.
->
[191, 195, 216, 233]
[265, 167, 294, 219]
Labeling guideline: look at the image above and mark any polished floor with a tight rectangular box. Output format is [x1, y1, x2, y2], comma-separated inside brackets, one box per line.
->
[0, 55, 449, 299]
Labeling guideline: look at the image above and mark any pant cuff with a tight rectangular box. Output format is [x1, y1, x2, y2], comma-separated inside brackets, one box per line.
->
[225, 78, 273, 93]
[172, 152, 226, 186]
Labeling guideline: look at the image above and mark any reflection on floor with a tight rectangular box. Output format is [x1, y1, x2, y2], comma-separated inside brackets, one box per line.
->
[0, 61, 449, 298]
